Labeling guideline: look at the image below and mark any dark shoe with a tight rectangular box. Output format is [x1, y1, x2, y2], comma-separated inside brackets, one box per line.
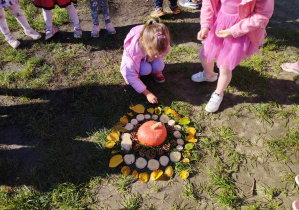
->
[150, 7, 165, 18]
[151, 72, 165, 83]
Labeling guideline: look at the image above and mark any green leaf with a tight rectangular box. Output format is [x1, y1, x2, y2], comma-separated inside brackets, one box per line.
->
[185, 143, 194, 150]
[179, 117, 190, 125]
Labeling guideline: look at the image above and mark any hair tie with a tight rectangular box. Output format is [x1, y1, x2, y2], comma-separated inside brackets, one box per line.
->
[152, 20, 157, 24]
[154, 32, 166, 39]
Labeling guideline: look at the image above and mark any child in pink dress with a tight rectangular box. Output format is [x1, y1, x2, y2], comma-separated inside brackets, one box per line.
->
[191, 0, 274, 112]
[0, 0, 41, 48]
[281, 59, 299, 74]
[120, 19, 170, 104]
[293, 175, 299, 210]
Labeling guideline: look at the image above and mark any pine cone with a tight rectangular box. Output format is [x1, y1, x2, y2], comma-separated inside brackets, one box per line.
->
[157, 147, 164, 156]
[166, 125, 175, 133]
[133, 143, 140, 151]
[139, 148, 146, 157]
[134, 124, 141, 131]
[163, 144, 170, 152]
[130, 132, 138, 141]
[170, 139, 177, 147]
[146, 149, 156, 159]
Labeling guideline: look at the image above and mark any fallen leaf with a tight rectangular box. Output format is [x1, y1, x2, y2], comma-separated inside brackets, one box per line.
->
[179, 118, 190, 125]
[164, 166, 174, 177]
[109, 155, 123, 168]
[111, 150, 119, 154]
[185, 143, 194, 150]
[106, 140, 116, 149]
[127, 112, 134, 117]
[107, 132, 119, 141]
[182, 158, 190, 163]
[121, 166, 131, 176]
[139, 172, 149, 183]
[186, 127, 196, 136]
[185, 135, 197, 143]
[183, 151, 191, 158]
[132, 170, 139, 179]
[164, 107, 172, 114]
[180, 171, 189, 179]
[150, 170, 163, 180]
[130, 104, 145, 113]
[147, 108, 155, 114]
[120, 116, 129, 125]
[155, 107, 162, 115]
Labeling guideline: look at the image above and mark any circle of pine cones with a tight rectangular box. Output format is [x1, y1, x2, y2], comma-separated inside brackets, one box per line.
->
[134, 124, 141, 131]
[170, 139, 177, 147]
[157, 147, 164, 156]
[133, 141, 140, 151]
[130, 132, 138, 141]
[166, 125, 175, 133]
[146, 149, 156, 159]
[139, 148, 146, 157]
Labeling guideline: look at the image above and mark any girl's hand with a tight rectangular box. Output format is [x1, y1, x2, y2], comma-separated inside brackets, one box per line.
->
[197, 27, 210, 41]
[216, 29, 232, 38]
[143, 89, 158, 104]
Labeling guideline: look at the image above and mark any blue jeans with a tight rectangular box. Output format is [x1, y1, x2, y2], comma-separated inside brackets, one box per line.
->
[140, 57, 165, 76]
[154, 0, 178, 8]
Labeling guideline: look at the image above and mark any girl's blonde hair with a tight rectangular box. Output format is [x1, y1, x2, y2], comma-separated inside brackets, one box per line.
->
[139, 18, 170, 58]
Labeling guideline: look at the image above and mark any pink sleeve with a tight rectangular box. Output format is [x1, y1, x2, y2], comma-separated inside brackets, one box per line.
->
[123, 57, 147, 94]
[200, 0, 216, 29]
[230, 0, 274, 38]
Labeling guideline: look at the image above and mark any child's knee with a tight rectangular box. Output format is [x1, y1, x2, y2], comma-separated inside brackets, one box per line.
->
[65, 4, 74, 10]
[140, 61, 152, 75]
[152, 58, 165, 72]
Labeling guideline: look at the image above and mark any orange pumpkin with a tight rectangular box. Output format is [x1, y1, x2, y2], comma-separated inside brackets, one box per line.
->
[137, 121, 167, 147]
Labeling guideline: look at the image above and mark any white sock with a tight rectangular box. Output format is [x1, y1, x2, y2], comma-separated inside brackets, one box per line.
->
[65, 4, 80, 27]
[43, 9, 53, 28]
[8, 4, 31, 31]
[0, 8, 11, 37]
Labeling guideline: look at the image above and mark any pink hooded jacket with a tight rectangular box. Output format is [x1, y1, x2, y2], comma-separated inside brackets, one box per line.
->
[120, 25, 170, 94]
[200, 0, 274, 46]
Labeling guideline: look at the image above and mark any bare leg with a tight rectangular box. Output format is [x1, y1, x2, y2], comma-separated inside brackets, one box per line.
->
[200, 55, 215, 78]
[214, 67, 232, 96]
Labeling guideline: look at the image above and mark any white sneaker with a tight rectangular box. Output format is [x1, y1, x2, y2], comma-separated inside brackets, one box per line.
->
[295, 175, 299, 186]
[179, 0, 200, 9]
[5, 34, 21, 49]
[280, 62, 299, 74]
[205, 92, 223, 113]
[25, 28, 42, 40]
[105, 23, 116, 34]
[191, 71, 218, 82]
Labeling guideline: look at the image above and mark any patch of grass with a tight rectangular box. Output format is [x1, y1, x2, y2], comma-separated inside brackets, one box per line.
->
[164, 45, 197, 63]
[113, 175, 133, 193]
[267, 129, 299, 162]
[249, 103, 277, 126]
[120, 193, 141, 210]
[180, 180, 199, 202]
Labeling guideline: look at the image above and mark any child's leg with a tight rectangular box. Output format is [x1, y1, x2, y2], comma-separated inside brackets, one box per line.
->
[89, 0, 100, 26]
[140, 61, 152, 76]
[98, 0, 111, 24]
[0, 8, 10, 36]
[215, 67, 232, 96]
[154, 0, 163, 8]
[8, 4, 31, 31]
[169, 0, 178, 6]
[151, 57, 165, 73]
[191, 55, 218, 82]
[65, 4, 80, 27]
[43, 9, 53, 28]
[200, 55, 215, 77]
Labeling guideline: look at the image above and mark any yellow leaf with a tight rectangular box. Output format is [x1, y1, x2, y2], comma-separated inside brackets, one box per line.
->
[180, 171, 189, 179]
[164, 166, 174, 178]
[186, 127, 196, 136]
[147, 108, 155, 114]
[155, 107, 162, 115]
[150, 170, 163, 181]
[106, 140, 116, 149]
[185, 135, 197, 143]
[107, 132, 119, 141]
[132, 170, 139, 179]
[109, 155, 123, 168]
[182, 158, 190, 163]
[120, 116, 129, 125]
[139, 172, 149, 183]
[121, 166, 131, 176]
[170, 110, 181, 119]
[111, 150, 119, 154]
[164, 107, 172, 114]
[127, 112, 134, 117]
[183, 151, 191, 158]
[129, 104, 145, 113]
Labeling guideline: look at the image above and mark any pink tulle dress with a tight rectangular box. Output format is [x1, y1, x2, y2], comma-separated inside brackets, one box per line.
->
[200, 0, 260, 70]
